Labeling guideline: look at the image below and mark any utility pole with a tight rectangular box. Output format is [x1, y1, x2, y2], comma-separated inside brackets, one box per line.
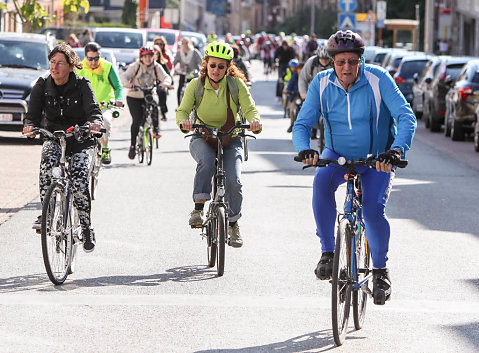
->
[415, 4, 420, 51]
[310, 0, 315, 34]
[263, 0, 268, 30]
[424, 0, 434, 53]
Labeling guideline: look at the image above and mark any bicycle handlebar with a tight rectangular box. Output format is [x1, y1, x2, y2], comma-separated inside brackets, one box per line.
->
[294, 155, 408, 170]
[24, 125, 106, 140]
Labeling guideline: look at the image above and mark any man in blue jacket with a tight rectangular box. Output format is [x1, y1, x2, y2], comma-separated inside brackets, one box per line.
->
[292, 30, 417, 305]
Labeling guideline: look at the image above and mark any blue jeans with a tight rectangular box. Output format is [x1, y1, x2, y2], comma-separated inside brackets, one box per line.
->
[313, 148, 394, 268]
[189, 136, 243, 222]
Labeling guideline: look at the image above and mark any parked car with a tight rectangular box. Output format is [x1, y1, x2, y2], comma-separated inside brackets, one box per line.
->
[474, 105, 479, 152]
[181, 31, 207, 56]
[422, 56, 471, 132]
[412, 56, 440, 119]
[0, 33, 52, 132]
[394, 54, 432, 104]
[145, 28, 181, 57]
[37, 26, 84, 41]
[369, 47, 392, 66]
[363, 46, 382, 63]
[72, 47, 119, 71]
[91, 28, 146, 68]
[444, 59, 479, 140]
[381, 49, 410, 76]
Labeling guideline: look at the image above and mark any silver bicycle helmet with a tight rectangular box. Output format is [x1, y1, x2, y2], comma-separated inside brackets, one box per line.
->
[316, 42, 329, 59]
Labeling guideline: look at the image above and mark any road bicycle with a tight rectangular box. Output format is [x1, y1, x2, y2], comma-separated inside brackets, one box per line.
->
[296, 154, 407, 346]
[90, 100, 122, 200]
[131, 85, 158, 165]
[27, 125, 104, 285]
[184, 121, 254, 276]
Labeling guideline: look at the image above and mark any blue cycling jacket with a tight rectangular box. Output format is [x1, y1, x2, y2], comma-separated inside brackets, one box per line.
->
[292, 58, 417, 159]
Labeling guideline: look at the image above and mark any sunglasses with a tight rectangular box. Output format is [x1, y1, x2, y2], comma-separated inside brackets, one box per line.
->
[334, 58, 361, 67]
[209, 63, 226, 70]
[86, 56, 100, 62]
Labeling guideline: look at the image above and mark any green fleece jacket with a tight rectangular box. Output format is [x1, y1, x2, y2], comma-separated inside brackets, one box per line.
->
[176, 76, 260, 131]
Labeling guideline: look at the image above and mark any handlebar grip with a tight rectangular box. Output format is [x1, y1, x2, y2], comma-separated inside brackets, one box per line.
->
[294, 155, 302, 162]
[396, 159, 408, 168]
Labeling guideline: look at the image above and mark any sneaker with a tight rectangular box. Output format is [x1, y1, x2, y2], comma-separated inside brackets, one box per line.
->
[161, 113, 167, 121]
[153, 128, 162, 139]
[82, 228, 96, 253]
[128, 145, 136, 160]
[32, 215, 41, 233]
[228, 223, 243, 248]
[372, 268, 392, 305]
[101, 148, 111, 165]
[314, 252, 334, 280]
[189, 209, 204, 228]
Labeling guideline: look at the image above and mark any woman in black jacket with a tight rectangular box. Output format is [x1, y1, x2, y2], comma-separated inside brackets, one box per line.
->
[23, 43, 103, 253]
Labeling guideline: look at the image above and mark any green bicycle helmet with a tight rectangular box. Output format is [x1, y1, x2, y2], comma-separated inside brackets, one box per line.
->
[205, 41, 234, 61]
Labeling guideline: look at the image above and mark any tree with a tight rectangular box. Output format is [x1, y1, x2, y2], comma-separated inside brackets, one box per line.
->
[11, 0, 51, 32]
[122, 0, 137, 27]
[62, 0, 90, 19]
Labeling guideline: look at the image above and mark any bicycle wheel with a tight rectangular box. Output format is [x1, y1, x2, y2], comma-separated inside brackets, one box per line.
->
[90, 174, 98, 200]
[331, 218, 352, 346]
[90, 145, 100, 200]
[206, 216, 217, 267]
[216, 206, 226, 277]
[137, 131, 144, 164]
[145, 129, 153, 166]
[41, 183, 73, 285]
[353, 230, 371, 330]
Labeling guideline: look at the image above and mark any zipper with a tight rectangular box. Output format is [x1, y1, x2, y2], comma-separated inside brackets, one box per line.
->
[347, 92, 352, 130]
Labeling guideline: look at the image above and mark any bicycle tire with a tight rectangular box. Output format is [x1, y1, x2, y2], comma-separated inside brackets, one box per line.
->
[352, 229, 371, 330]
[41, 183, 73, 285]
[90, 174, 98, 201]
[331, 218, 352, 346]
[216, 207, 226, 277]
[146, 129, 153, 165]
[206, 216, 217, 267]
[137, 131, 144, 164]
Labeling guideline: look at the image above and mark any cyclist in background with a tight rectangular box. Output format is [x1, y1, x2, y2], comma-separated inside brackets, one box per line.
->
[283, 61, 303, 133]
[153, 36, 173, 73]
[231, 44, 250, 83]
[154, 44, 174, 122]
[176, 41, 262, 248]
[76, 42, 124, 165]
[23, 43, 103, 253]
[292, 30, 417, 304]
[298, 42, 333, 140]
[173, 38, 202, 107]
[274, 40, 296, 100]
[120, 47, 172, 159]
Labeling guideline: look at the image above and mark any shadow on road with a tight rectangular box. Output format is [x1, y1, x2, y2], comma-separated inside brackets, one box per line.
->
[0, 265, 217, 293]
[0, 136, 42, 145]
[447, 321, 479, 351]
[193, 329, 365, 353]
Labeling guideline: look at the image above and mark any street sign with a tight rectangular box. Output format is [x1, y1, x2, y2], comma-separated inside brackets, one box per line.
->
[377, 1, 387, 20]
[338, 13, 356, 31]
[338, 0, 357, 12]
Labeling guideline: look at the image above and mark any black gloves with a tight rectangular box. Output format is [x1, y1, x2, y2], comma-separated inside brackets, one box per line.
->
[377, 148, 401, 165]
[298, 149, 319, 160]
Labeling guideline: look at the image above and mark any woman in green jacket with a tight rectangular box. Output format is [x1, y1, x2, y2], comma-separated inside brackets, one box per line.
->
[177, 41, 262, 248]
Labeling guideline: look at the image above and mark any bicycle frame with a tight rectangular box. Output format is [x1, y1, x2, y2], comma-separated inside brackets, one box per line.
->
[341, 172, 372, 297]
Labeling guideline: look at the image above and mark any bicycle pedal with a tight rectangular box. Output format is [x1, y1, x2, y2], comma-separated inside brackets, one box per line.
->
[190, 224, 203, 229]
[35, 229, 41, 234]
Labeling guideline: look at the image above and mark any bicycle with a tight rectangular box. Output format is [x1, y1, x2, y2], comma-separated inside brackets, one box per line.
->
[184, 121, 255, 276]
[90, 100, 123, 200]
[131, 85, 158, 165]
[26, 125, 104, 285]
[296, 154, 407, 346]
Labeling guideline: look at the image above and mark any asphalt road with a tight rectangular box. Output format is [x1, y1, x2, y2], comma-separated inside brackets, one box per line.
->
[0, 61, 478, 352]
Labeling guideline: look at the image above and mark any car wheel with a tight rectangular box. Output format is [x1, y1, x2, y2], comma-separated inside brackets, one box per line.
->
[474, 122, 479, 152]
[451, 118, 465, 141]
[444, 108, 451, 137]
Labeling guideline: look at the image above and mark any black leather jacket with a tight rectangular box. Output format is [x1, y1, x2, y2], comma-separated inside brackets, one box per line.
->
[24, 72, 102, 132]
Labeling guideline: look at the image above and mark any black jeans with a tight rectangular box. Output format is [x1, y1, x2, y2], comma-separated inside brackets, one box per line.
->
[127, 96, 158, 146]
[177, 74, 186, 106]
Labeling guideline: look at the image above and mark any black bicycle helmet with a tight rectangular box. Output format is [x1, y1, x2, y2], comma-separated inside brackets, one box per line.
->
[326, 30, 365, 57]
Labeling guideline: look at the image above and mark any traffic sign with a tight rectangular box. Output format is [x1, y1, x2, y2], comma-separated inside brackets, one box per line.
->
[338, 13, 356, 31]
[377, 1, 387, 20]
[338, 0, 357, 12]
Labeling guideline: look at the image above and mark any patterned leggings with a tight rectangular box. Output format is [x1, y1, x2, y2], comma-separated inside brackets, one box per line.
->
[39, 139, 94, 230]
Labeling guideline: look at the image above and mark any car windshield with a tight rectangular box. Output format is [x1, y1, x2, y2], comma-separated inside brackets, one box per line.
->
[147, 32, 176, 45]
[183, 35, 205, 48]
[446, 64, 466, 80]
[0, 40, 49, 70]
[95, 32, 143, 49]
[374, 53, 387, 64]
[400, 60, 429, 78]
[471, 72, 479, 83]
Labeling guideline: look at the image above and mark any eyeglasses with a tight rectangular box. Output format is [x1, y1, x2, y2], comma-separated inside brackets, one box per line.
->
[334, 58, 361, 67]
[49, 60, 67, 67]
[86, 56, 100, 62]
[209, 63, 226, 70]
[155, 42, 165, 46]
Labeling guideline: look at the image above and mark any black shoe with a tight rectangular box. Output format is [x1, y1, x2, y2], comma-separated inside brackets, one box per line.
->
[32, 215, 41, 233]
[372, 268, 391, 305]
[128, 145, 136, 160]
[82, 228, 96, 253]
[314, 252, 334, 280]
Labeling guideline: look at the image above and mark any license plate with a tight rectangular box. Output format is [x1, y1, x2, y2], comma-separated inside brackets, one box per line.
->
[0, 113, 13, 121]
